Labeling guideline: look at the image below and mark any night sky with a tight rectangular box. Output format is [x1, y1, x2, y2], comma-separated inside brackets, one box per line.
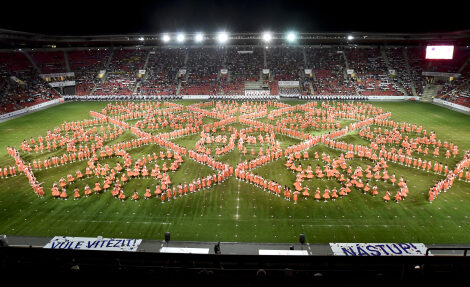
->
[0, 0, 467, 35]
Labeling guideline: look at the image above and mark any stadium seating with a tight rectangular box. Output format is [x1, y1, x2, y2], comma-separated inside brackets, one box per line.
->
[406, 47, 428, 96]
[0, 51, 60, 114]
[68, 49, 111, 96]
[436, 63, 470, 107]
[2, 45, 470, 112]
[136, 48, 185, 96]
[95, 48, 147, 96]
[266, 47, 304, 81]
[385, 47, 414, 97]
[226, 47, 263, 82]
[305, 47, 356, 95]
[30, 51, 67, 74]
[346, 47, 402, 97]
[180, 47, 224, 95]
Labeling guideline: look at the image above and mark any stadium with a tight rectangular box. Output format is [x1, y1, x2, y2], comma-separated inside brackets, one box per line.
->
[1, 0, 470, 282]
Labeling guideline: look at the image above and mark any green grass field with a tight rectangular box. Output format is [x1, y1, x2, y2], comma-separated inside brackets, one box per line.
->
[1, 100, 470, 244]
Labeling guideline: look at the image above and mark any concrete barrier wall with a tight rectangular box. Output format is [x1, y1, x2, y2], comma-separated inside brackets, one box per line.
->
[0, 98, 63, 122]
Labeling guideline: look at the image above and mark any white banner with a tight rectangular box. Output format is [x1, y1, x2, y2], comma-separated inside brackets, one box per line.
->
[389, 69, 396, 75]
[422, 71, 461, 78]
[263, 69, 270, 74]
[433, 98, 470, 112]
[245, 90, 270, 96]
[160, 247, 209, 254]
[49, 81, 76, 87]
[44, 236, 142, 252]
[367, 95, 405, 100]
[221, 69, 228, 74]
[179, 69, 186, 75]
[139, 69, 146, 75]
[330, 243, 429, 256]
[237, 50, 253, 54]
[259, 250, 309, 256]
[347, 69, 355, 75]
[0, 98, 63, 121]
[278, 81, 299, 87]
[182, 95, 210, 100]
[40, 72, 75, 78]
[305, 69, 312, 74]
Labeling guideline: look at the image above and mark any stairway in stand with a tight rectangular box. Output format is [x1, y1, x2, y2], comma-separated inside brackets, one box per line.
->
[421, 84, 442, 102]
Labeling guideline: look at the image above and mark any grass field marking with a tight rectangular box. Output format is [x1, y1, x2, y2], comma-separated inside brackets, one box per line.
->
[235, 179, 241, 220]
[51, 219, 174, 225]
[301, 223, 402, 228]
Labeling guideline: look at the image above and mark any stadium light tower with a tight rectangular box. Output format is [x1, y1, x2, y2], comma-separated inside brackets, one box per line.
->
[195, 32, 204, 43]
[162, 34, 171, 43]
[217, 31, 229, 44]
[347, 35, 354, 41]
[287, 32, 297, 43]
[176, 33, 185, 43]
[262, 32, 272, 43]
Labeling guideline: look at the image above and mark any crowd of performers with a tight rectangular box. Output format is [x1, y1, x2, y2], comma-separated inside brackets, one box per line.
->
[235, 148, 409, 204]
[2, 100, 469, 206]
[428, 151, 470, 203]
[42, 139, 233, 201]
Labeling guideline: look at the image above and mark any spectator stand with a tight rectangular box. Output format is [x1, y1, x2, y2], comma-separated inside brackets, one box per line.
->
[345, 46, 402, 97]
[68, 48, 111, 96]
[95, 48, 147, 96]
[0, 51, 61, 115]
[306, 47, 355, 96]
[136, 47, 186, 96]
[180, 47, 224, 96]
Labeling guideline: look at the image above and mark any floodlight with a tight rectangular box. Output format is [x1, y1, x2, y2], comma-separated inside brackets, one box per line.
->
[287, 32, 296, 42]
[162, 34, 170, 43]
[195, 33, 204, 43]
[217, 32, 229, 44]
[176, 33, 185, 43]
[138, 37, 144, 41]
[262, 32, 272, 43]
[347, 35, 354, 41]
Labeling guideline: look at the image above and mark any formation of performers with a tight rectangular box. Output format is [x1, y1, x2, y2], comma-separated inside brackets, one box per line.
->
[2, 100, 469, 207]
[235, 149, 409, 204]
[428, 151, 470, 203]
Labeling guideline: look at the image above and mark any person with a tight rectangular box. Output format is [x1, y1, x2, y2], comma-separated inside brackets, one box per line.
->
[383, 191, 390, 203]
[214, 241, 221, 254]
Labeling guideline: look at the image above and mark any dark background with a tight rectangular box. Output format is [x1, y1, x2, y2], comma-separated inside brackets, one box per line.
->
[0, 0, 467, 35]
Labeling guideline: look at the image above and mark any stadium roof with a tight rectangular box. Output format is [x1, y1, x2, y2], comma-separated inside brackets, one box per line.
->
[1, 0, 468, 48]
[1, 29, 470, 49]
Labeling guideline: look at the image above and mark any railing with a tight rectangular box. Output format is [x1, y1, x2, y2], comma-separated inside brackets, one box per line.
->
[426, 247, 470, 256]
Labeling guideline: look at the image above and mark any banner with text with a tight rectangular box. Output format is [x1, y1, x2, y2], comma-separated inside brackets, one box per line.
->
[330, 243, 429, 256]
[278, 81, 299, 87]
[422, 71, 461, 78]
[40, 72, 75, 78]
[44, 236, 142, 252]
[49, 81, 76, 87]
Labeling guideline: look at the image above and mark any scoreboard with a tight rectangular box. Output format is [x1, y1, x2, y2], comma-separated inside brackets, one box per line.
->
[426, 45, 454, 60]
